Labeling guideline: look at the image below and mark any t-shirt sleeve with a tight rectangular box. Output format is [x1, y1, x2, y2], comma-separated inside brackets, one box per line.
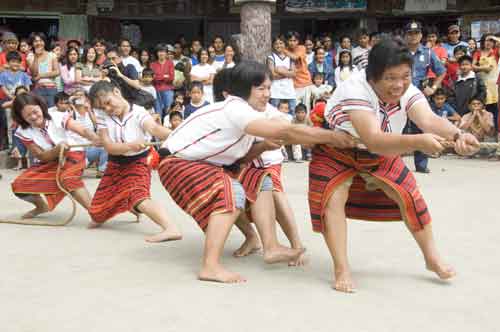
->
[402, 84, 427, 112]
[136, 106, 153, 129]
[225, 99, 265, 131]
[14, 127, 34, 145]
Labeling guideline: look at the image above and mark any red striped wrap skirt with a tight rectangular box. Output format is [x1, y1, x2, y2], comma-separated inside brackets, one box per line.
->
[238, 163, 284, 199]
[158, 156, 237, 231]
[11, 151, 85, 211]
[89, 154, 151, 223]
[308, 145, 431, 233]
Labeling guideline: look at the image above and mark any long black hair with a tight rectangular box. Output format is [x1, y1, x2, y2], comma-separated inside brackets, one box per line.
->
[12, 93, 52, 129]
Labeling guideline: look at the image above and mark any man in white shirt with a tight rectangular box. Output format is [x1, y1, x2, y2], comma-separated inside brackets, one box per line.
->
[119, 38, 143, 75]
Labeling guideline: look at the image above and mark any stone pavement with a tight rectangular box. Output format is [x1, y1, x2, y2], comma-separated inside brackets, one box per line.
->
[0, 157, 498, 332]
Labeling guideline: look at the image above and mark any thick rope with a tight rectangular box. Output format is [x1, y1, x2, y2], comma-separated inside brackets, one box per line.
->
[0, 141, 163, 227]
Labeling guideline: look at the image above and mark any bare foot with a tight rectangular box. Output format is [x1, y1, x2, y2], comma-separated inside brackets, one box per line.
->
[145, 229, 183, 243]
[426, 259, 456, 280]
[288, 249, 308, 267]
[21, 206, 49, 219]
[87, 221, 103, 229]
[198, 264, 247, 283]
[332, 268, 356, 293]
[263, 246, 305, 264]
[233, 236, 262, 257]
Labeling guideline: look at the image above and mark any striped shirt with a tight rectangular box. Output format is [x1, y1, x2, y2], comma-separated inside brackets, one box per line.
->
[325, 70, 426, 138]
[165, 96, 264, 166]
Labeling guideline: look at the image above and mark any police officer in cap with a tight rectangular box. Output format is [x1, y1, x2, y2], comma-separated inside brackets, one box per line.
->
[405, 20, 446, 173]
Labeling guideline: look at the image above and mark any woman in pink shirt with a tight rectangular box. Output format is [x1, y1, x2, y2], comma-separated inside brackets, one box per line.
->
[59, 47, 80, 95]
[150, 44, 175, 120]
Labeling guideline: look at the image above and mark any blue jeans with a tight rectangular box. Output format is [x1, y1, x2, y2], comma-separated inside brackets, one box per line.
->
[408, 122, 429, 171]
[12, 129, 27, 157]
[33, 86, 57, 108]
[269, 98, 297, 116]
[85, 147, 108, 172]
[232, 175, 273, 209]
[155, 90, 174, 120]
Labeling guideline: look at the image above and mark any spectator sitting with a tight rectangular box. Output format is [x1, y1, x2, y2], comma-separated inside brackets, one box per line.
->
[168, 110, 183, 130]
[309, 72, 333, 108]
[162, 96, 185, 126]
[334, 50, 358, 87]
[459, 97, 496, 156]
[183, 81, 209, 119]
[431, 88, 461, 125]
[452, 55, 486, 116]
[291, 103, 313, 162]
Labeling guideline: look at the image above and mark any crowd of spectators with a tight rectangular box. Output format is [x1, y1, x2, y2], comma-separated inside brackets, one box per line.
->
[0, 22, 499, 176]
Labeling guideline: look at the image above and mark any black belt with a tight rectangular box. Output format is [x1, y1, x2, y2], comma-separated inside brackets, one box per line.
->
[108, 150, 149, 164]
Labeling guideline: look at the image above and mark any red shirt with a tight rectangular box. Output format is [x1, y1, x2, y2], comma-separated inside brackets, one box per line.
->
[428, 46, 448, 79]
[443, 62, 459, 89]
[150, 60, 174, 92]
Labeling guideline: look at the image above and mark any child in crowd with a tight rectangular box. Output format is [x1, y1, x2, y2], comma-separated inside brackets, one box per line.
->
[277, 99, 293, 161]
[168, 111, 183, 130]
[444, 46, 467, 89]
[431, 88, 461, 125]
[162, 93, 185, 125]
[0, 51, 32, 150]
[183, 82, 209, 119]
[140, 68, 158, 108]
[291, 103, 313, 162]
[49, 92, 72, 113]
[452, 55, 486, 116]
[334, 50, 358, 87]
[9, 85, 30, 170]
[308, 72, 333, 109]
[459, 97, 496, 154]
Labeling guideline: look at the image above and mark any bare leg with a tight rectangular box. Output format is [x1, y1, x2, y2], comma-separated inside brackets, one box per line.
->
[71, 187, 92, 210]
[136, 199, 183, 243]
[233, 215, 262, 257]
[21, 194, 49, 219]
[322, 184, 355, 293]
[250, 190, 304, 264]
[198, 210, 247, 283]
[375, 180, 456, 280]
[273, 192, 307, 266]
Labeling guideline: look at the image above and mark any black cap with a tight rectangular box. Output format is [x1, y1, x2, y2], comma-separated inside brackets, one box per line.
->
[405, 21, 422, 33]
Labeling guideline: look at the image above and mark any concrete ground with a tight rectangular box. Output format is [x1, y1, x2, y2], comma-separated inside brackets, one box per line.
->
[0, 156, 498, 332]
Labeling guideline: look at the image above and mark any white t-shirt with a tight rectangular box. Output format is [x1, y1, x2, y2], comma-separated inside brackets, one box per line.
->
[95, 104, 152, 156]
[268, 53, 296, 99]
[122, 55, 143, 75]
[66, 110, 96, 145]
[15, 112, 75, 162]
[165, 96, 265, 166]
[253, 104, 287, 168]
[190, 63, 217, 104]
[306, 51, 315, 65]
[325, 70, 426, 138]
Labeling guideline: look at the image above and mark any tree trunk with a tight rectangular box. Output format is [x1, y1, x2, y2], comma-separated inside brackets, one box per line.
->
[240, 2, 272, 63]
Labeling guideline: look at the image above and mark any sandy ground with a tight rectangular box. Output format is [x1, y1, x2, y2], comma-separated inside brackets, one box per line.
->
[0, 156, 498, 332]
